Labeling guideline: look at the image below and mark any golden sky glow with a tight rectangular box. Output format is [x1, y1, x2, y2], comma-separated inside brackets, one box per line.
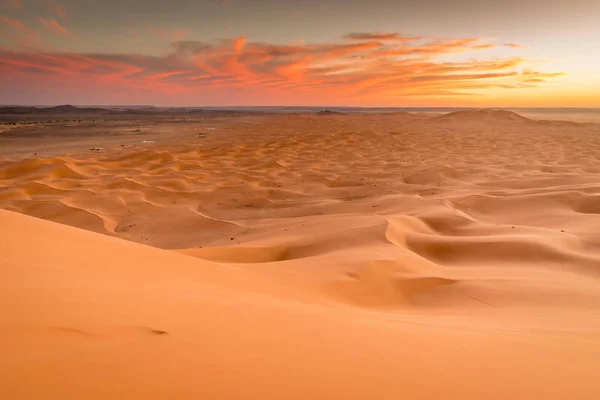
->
[1, 0, 598, 106]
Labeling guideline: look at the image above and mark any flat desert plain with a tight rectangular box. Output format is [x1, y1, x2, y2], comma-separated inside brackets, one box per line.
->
[2, 110, 600, 399]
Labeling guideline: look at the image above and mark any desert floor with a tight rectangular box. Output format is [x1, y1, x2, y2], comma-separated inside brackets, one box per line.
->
[2, 110, 600, 399]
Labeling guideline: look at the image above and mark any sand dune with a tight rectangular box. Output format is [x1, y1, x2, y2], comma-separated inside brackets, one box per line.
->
[3, 209, 600, 399]
[432, 109, 533, 123]
[2, 111, 600, 398]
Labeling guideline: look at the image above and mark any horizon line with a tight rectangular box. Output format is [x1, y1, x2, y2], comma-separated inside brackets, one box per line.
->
[2, 104, 600, 110]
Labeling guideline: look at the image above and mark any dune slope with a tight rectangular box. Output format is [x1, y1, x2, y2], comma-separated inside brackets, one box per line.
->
[2, 209, 600, 399]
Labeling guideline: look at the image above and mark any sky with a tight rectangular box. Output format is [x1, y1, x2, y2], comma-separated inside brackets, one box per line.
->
[1, 0, 599, 107]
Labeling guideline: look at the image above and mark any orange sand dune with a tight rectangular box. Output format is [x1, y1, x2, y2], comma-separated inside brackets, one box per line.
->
[2, 112, 600, 398]
[3, 209, 600, 399]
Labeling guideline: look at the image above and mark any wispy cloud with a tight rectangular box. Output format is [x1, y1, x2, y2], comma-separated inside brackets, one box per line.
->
[38, 17, 69, 35]
[0, 15, 42, 47]
[0, 32, 565, 104]
[504, 43, 529, 49]
[1, 15, 28, 31]
[344, 32, 423, 42]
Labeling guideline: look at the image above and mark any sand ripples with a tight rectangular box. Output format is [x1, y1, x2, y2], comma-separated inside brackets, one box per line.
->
[2, 113, 600, 310]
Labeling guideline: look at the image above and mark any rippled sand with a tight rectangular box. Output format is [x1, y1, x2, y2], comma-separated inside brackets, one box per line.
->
[2, 111, 600, 399]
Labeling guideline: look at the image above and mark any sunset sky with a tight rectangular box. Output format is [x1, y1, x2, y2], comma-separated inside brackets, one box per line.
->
[1, 0, 599, 107]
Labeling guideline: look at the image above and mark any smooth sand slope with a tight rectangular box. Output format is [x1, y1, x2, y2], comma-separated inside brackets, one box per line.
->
[2, 111, 600, 398]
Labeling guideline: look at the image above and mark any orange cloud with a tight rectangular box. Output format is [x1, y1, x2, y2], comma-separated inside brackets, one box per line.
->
[0, 32, 566, 105]
[38, 17, 69, 35]
[288, 39, 306, 46]
[233, 36, 246, 53]
[375, 38, 494, 57]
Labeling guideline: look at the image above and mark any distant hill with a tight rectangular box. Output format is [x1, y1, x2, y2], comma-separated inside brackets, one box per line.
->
[316, 110, 343, 116]
[0, 104, 258, 123]
[0, 105, 110, 114]
[432, 109, 532, 123]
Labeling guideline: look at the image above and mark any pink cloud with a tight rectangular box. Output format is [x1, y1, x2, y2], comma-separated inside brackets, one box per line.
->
[1, 15, 29, 31]
[173, 30, 191, 42]
[38, 17, 69, 35]
[0, 15, 42, 47]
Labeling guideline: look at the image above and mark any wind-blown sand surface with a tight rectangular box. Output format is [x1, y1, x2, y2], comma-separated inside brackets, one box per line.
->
[2, 111, 600, 398]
